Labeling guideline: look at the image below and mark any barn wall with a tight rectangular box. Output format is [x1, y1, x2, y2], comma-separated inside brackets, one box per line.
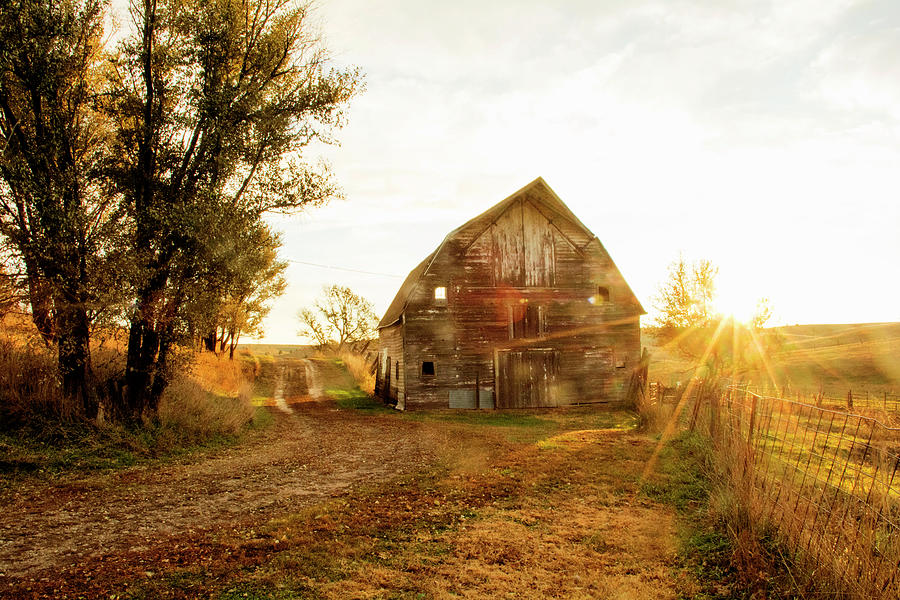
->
[377, 323, 405, 406]
[396, 194, 642, 410]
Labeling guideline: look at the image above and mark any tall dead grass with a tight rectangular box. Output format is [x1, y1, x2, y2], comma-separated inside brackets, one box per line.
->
[156, 352, 255, 438]
[339, 350, 375, 394]
[0, 336, 67, 427]
[0, 321, 256, 442]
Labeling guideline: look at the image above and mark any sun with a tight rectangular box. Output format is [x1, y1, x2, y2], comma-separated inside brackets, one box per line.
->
[712, 289, 761, 326]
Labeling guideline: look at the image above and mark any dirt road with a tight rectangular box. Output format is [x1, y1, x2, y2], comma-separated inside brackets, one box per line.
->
[0, 360, 432, 583]
[1, 359, 694, 599]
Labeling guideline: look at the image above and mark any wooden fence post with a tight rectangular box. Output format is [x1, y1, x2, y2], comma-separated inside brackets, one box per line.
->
[748, 394, 759, 445]
[847, 389, 853, 410]
[689, 379, 704, 431]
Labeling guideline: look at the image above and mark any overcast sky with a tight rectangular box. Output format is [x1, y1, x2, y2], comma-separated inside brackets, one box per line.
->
[255, 0, 900, 343]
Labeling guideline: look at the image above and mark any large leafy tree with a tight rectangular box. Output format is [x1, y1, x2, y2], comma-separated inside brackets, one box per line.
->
[0, 0, 122, 417]
[105, 0, 360, 420]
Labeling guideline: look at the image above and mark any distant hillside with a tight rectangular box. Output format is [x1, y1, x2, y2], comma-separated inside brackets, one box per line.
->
[643, 322, 900, 394]
[771, 322, 900, 392]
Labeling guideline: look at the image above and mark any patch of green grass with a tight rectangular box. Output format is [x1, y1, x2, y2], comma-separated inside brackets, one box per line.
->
[639, 432, 739, 597]
[250, 406, 275, 429]
[641, 432, 713, 511]
[218, 581, 321, 600]
[328, 387, 393, 412]
[406, 411, 550, 428]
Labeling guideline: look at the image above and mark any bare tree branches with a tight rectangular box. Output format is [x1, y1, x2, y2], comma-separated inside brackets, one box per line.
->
[298, 285, 377, 352]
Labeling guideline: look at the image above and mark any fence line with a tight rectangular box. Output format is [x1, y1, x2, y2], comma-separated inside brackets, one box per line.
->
[651, 383, 900, 598]
[650, 381, 900, 416]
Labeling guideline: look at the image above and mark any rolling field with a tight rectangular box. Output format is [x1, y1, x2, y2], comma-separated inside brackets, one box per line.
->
[645, 322, 900, 399]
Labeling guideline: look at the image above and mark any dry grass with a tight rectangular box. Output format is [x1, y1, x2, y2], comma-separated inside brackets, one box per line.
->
[190, 351, 254, 400]
[119, 414, 688, 600]
[158, 373, 254, 438]
[155, 351, 256, 438]
[0, 335, 68, 426]
[338, 350, 375, 394]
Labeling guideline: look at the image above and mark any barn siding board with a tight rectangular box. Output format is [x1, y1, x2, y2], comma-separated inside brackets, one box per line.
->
[377, 178, 644, 410]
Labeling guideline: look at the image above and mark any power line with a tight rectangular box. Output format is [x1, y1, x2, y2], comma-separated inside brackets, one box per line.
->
[288, 259, 403, 278]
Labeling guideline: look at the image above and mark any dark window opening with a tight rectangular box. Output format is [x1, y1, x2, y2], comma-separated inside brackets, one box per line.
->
[597, 287, 610, 303]
[509, 302, 545, 339]
[422, 361, 435, 376]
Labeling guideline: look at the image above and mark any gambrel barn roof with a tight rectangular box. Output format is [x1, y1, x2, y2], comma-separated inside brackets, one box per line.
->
[377, 177, 645, 329]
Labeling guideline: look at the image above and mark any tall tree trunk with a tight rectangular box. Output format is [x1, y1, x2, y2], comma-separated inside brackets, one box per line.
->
[124, 272, 166, 422]
[55, 296, 95, 419]
[202, 329, 217, 352]
[22, 256, 56, 346]
[124, 276, 182, 421]
[124, 311, 157, 422]
[228, 327, 240, 360]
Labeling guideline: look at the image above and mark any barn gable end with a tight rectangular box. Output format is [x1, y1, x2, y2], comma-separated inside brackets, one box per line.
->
[376, 177, 644, 410]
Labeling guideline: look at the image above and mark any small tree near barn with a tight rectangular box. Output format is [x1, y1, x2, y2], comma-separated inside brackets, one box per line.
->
[653, 255, 718, 335]
[298, 285, 377, 352]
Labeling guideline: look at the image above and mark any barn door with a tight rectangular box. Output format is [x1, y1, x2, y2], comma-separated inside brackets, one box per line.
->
[495, 349, 560, 408]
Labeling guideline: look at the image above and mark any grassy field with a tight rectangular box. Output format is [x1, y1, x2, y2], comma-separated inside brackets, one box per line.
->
[645, 322, 900, 398]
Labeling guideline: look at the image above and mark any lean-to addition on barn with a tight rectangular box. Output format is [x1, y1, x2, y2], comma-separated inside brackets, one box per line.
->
[375, 178, 645, 410]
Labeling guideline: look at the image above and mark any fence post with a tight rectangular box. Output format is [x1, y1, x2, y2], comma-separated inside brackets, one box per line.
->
[748, 394, 759, 445]
[847, 389, 853, 410]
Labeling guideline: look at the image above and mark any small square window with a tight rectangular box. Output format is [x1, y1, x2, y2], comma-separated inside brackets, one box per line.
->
[422, 361, 435, 376]
[597, 287, 610, 303]
[434, 286, 447, 300]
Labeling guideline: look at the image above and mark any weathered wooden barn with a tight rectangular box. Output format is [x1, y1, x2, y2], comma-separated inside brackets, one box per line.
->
[374, 178, 645, 410]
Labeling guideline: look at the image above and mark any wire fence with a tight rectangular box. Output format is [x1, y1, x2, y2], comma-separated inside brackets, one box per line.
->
[680, 386, 900, 598]
[651, 381, 900, 417]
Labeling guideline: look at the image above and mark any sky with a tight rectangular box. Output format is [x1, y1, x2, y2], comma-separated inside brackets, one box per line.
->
[252, 0, 900, 343]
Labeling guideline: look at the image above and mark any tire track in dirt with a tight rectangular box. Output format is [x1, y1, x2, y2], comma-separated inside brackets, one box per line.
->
[0, 359, 433, 582]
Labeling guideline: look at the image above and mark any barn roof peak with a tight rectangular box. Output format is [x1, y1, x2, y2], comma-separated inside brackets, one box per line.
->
[376, 178, 641, 329]
[442, 176, 595, 243]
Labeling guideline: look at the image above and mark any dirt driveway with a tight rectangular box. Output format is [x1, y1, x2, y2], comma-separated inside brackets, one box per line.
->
[0, 361, 434, 585]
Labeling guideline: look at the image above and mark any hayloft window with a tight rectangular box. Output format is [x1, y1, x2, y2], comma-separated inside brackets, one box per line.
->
[422, 361, 435, 377]
[434, 286, 447, 301]
[509, 302, 545, 339]
[596, 287, 610, 304]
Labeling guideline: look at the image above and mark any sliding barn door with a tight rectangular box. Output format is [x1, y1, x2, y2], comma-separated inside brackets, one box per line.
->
[496, 349, 560, 408]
